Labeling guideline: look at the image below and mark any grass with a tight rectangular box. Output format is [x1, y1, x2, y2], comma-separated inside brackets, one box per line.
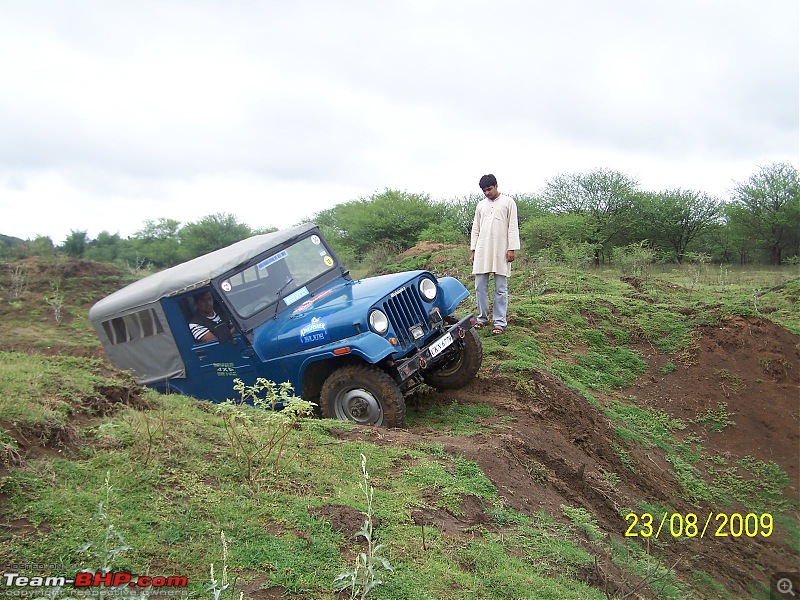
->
[0, 351, 132, 430]
[405, 400, 498, 436]
[647, 263, 800, 333]
[0, 393, 608, 599]
[481, 263, 774, 387]
[1, 254, 797, 599]
[604, 394, 793, 511]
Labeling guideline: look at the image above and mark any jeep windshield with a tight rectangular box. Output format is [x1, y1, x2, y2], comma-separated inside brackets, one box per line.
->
[219, 233, 337, 318]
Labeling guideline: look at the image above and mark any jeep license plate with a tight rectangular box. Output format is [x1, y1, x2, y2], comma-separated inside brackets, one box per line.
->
[429, 332, 453, 358]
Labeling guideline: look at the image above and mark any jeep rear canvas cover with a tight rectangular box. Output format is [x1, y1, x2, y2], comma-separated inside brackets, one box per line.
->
[88, 223, 316, 384]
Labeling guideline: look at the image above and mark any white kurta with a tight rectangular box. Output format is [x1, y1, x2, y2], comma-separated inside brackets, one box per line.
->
[470, 194, 521, 276]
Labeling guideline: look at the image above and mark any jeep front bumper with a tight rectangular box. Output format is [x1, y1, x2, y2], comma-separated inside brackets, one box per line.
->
[395, 314, 477, 383]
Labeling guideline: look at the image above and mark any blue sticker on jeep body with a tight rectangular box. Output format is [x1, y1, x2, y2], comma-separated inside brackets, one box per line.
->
[300, 317, 328, 344]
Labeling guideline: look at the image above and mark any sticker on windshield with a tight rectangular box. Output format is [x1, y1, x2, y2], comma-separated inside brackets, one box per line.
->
[221, 280, 232, 292]
[283, 286, 309, 306]
[300, 317, 328, 344]
[323, 255, 334, 267]
[310, 235, 321, 245]
[257, 250, 288, 270]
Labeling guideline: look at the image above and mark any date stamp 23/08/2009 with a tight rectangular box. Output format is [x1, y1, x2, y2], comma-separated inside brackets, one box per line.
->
[624, 512, 773, 539]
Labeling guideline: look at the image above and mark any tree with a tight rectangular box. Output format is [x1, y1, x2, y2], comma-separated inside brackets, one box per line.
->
[315, 190, 439, 259]
[521, 213, 592, 255]
[437, 195, 479, 240]
[178, 213, 253, 260]
[27, 235, 55, 257]
[638, 189, 722, 263]
[541, 169, 639, 264]
[511, 193, 549, 228]
[85, 231, 124, 263]
[62, 230, 88, 258]
[708, 214, 757, 264]
[728, 162, 800, 264]
[129, 218, 182, 268]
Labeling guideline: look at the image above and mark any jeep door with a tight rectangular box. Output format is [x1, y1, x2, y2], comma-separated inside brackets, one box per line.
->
[165, 293, 263, 401]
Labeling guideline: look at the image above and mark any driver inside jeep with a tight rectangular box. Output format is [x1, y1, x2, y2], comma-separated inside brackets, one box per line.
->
[188, 290, 234, 343]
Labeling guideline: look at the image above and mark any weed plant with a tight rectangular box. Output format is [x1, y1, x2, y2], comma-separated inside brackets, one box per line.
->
[692, 402, 736, 432]
[658, 362, 677, 375]
[9, 264, 28, 298]
[46, 279, 65, 323]
[78, 473, 133, 575]
[207, 531, 241, 600]
[121, 402, 167, 465]
[615, 241, 655, 280]
[334, 454, 394, 599]
[216, 378, 316, 489]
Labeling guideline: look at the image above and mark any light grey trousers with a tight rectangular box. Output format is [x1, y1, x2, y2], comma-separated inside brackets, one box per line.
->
[475, 273, 508, 327]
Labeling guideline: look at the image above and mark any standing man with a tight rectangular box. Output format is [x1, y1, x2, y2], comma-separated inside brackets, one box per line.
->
[470, 174, 520, 335]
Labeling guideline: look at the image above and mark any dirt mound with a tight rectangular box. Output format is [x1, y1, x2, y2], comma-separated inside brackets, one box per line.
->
[329, 316, 799, 596]
[3, 257, 124, 296]
[396, 241, 456, 260]
[1, 382, 148, 467]
[633, 315, 799, 488]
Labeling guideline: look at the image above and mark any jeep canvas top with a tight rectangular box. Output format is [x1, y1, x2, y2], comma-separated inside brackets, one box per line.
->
[89, 223, 482, 426]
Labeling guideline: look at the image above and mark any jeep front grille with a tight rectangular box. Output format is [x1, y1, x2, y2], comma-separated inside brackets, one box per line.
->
[380, 286, 430, 348]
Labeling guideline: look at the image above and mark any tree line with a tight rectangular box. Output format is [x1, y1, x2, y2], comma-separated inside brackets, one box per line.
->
[2, 162, 798, 269]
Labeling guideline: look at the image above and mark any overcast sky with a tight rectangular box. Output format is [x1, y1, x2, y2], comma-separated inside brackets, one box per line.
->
[1, 1, 797, 244]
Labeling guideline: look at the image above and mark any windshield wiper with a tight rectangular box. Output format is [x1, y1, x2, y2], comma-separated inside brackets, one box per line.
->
[273, 277, 294, 320]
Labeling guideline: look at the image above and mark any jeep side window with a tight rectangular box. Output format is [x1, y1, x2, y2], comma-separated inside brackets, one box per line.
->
[100, 308, 165, 345]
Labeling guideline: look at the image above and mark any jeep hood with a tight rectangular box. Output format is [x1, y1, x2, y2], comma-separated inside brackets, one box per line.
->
[251, 270, 429, 361]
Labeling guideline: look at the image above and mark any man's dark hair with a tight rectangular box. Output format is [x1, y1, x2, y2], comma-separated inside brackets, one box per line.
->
[479, 174, 497, 189]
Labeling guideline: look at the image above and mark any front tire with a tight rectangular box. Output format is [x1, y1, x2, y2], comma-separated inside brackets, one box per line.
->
[423, 327, 482, 390]
[320, 365, 406, 427]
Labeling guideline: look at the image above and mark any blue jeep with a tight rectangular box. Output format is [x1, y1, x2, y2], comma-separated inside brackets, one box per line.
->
[89, 223, 482, 426]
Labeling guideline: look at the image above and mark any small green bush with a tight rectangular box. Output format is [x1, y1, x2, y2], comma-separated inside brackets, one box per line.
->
[216, 378, 315, 489]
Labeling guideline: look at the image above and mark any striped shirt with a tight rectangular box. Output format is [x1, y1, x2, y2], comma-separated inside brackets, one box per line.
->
[189, 311, 223, 341]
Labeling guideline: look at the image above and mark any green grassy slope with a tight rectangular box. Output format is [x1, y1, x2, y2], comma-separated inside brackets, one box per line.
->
[1, 253, 797, 599]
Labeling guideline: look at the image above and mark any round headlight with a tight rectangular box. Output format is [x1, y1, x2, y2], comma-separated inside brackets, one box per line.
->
[369, 310, 389, 335]
[419, 278, 437, 301]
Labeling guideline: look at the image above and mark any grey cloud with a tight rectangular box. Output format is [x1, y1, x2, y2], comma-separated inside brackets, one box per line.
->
[0, 0, 796, 242]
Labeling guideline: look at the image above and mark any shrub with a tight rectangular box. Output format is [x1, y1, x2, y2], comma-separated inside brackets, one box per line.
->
[216, 378, 315, 490]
